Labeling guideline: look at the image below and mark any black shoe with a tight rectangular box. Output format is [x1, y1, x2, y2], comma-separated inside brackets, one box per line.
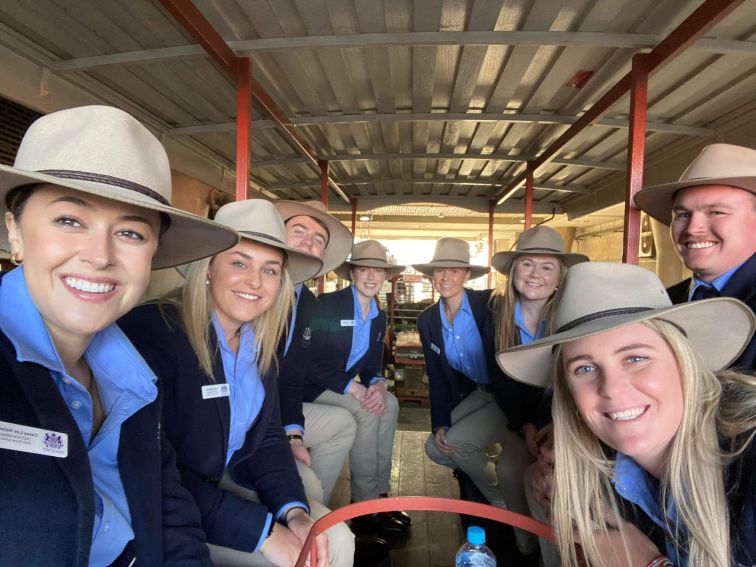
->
[351, 513, 408, 536]
[354, 535, 391, 566]
[387, 510, 412, 527]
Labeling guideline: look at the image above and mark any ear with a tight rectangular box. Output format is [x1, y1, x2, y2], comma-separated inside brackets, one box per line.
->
[464, 269, 472, 282]
[5, 212, 23, 257]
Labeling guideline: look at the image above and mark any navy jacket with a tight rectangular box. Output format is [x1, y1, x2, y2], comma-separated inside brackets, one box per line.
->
[119, 304, 306, 552]
[277, 285, 322, 429]
[0, 331, 210, 567]
[667, 253, 755, 371]
[303, 286, 387, 402]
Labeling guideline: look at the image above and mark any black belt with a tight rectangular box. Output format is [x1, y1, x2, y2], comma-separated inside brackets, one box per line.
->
[108, 540, 135, 567]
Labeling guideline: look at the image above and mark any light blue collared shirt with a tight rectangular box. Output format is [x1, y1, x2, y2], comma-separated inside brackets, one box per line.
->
[0, 267, 157, 567]
[514, 300, 547, 345]
[440, 291, 490, 384]
[688, 261, 745, 301]
[344, 286, 385, 393]
[211, 313, 265, 465]
[613, 453, 684, 566]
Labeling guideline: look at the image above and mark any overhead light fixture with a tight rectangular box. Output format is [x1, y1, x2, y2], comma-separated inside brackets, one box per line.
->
[359, 215, 370, 221]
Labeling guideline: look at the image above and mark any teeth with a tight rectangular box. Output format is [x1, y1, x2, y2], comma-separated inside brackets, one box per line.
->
[64, 277, 115, 294]
[608, 407, 646, 421]
[235, 291, 259, 301]
[687, 242, 715, 249]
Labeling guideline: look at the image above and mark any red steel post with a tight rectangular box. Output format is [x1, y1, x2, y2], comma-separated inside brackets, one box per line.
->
[622, 53, 649, 265]
[524, 167, 534, 229]
[235, 58, 251, 201]
[350, 199, 357, 235]
[487, 201, 494, 288]
[318, 160, 329, 294]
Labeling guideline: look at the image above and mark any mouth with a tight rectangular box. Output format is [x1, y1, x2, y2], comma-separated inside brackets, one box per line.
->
[63, 276, 116, 294]
[605, 406, 648, 421]
[684, 240, 717, 250]
[234, 291, 260, 301]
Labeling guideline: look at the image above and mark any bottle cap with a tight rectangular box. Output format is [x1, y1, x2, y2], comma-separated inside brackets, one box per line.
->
[467, 525, 485, 545]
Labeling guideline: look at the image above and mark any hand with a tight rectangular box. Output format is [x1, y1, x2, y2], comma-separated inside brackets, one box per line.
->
[361, 381, 387, 416]
[522, 423, 540, 458]
[348, 381, 368, 402]
[286, 509, 330, 567]
[259, 522, 303, 567]
[529, 442, 555, 514]
[432, 428, 456, 456]
[588, 516, 661, 566]
[290, 439, 311, 466]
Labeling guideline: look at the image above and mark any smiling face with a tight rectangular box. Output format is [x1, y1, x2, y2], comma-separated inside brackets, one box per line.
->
[561, 322, 684, 475]
[512, 254, 563, 303]
[670, 185, 756, 282]
[208, 239, 284, 333]
[5, 184, 160, 347]
[350, 266, 387, 300]
[431, 267, 470, 302]
[284, 215, 329, 260]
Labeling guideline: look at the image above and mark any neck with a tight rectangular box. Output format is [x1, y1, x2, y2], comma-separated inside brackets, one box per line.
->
[519, 297, 548, 319]
[214, 310, 242, 350]
[355, 287, 373, 316]
[441, 292, 464, 320]
[45, 325, 93, 378]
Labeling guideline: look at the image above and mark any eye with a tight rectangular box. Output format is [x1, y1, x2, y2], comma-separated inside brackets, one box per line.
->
[572, 363, 596, 376]
[263, 266, 279, 276]
[116, 229, 146, 241]
[54, 215, 83, 228]
[625, 355, 648, 364]
[313, 236, 326, 248]
[232, 260, 247, 269]
[672, 210, 690, 220]
[709, 210, 726, 216]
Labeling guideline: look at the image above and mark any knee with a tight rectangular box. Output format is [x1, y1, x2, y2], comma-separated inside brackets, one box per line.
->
[383, 392, 399, 417]
[332, 408, 358, 441]
[326, 520, 355, 567]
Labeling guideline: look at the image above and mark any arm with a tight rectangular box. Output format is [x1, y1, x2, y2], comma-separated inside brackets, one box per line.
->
[418, 310, 454, 431]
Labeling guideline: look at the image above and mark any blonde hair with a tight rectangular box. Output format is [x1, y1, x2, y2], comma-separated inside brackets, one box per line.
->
[551, 318, 756, 567]
[173, 251, 294, 379]
[490, 255, 565, 351]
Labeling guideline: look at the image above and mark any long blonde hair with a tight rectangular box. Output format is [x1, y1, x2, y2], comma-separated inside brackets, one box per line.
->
[551, 318, 756, 567]
[490, 255, 565, 351]
[172, 253, 293, 379]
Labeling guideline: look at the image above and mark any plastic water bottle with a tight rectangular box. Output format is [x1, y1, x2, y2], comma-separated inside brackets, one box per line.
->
[455, 525, 497, 567]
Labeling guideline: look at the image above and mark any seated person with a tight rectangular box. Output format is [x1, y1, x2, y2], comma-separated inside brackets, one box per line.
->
[497, 262, 755, 567]
[120, 200, 355, 567]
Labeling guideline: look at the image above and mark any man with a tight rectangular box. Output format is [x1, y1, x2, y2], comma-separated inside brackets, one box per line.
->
[273, 200, 392, 564]
[635, 143, 756, 371]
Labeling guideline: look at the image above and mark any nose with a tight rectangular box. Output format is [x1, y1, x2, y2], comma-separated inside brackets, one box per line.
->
[246, 269, 262, 289]
[685, 211, 707, 235]
[79, 231, 115, 270]
[597, 366, 630, 400]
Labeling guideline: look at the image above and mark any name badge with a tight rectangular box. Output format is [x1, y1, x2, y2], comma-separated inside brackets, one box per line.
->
[340, 319, 356, 327]
[202, 384, 230, 399]
[430, 343, 441, 355]
[0, 420, 68, 458]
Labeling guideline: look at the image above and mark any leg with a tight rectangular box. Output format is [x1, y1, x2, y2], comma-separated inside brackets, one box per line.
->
[313, 390, 380, 502]
[296, 459, 326, 504]
[496, 428, 537, 554]
[375, 391, 399, 496]
[524, 463, 560, 567]
[308, 498, 356, 567]
[302, 402, 357, 503]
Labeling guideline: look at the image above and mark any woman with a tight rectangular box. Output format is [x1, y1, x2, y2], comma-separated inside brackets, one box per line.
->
[497, 262, 755, 567]
[304, 239, 407, 534]
[489, 226, 588, 556]
[0, 105, 238, 565]
[119, 199, 355, 567]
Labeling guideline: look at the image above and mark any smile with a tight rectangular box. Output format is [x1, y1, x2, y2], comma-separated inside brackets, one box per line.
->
[606, 406, 647, 421]
[685, 241, 716, 249]
[63, 277, 116, 294]
[234, 291, 260, 301]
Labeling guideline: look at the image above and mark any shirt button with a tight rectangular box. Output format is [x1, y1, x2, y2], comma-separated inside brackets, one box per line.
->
[71, 400, 82, 410]
[456, 336, 460, 340]
[104, 521, 110, 532]
[62, 378, 72, 385]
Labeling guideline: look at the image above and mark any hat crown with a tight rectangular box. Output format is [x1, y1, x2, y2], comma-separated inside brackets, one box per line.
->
[513, 226, 565, 254]
[431, 237, 472, 264]
[14, 105, 172, 205]
[214, 200, 287, 244]
[349, 239, 390, 263]
[553, 263, 671, 331]
[680, 143, 756, 182]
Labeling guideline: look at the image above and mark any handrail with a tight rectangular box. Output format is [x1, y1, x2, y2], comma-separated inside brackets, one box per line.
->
[295, 496, 554, 566]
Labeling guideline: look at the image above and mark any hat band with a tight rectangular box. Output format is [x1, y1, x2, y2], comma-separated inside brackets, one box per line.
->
[39, 169, 169, 205]
[351, 256, 389, 263]
[517, 246, 561, 254]
[556, 307, 653, 334]
[432, 258, 470, 265]
[240, 230, 284, 245]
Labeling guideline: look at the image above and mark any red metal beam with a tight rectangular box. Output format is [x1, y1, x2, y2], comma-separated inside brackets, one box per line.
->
[487, 200, 494, 288]
[235, 58, 251, 201]
[524, 167, 534, 229]
[350, 198, 357, 236]
[319, 160, 329, 207]
[622, 54, 649, 265]
[497, 0, 745, 203]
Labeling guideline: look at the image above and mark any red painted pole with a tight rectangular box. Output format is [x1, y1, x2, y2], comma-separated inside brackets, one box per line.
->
[524, 167, 534, 229]
[350, 198, 357, 236]
[487, 201, 494, 288]
[318, 160, 329, 294]
[235, 58, 251, 201]
[622, 53, 648, 265]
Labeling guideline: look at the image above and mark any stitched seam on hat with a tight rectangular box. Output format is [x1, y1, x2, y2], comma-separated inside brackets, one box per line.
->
[556, 307, 653, 334]
[351, 256, 387, 262]
[38, 169, 169, 205]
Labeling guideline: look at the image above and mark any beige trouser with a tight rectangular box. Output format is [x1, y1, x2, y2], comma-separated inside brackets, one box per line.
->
[425, 388, 537, 554]
[207, 472, 355, 567]
[295, 402, 357, 504]
[313, 388, 399, 502]
[524, 463, 560, 566]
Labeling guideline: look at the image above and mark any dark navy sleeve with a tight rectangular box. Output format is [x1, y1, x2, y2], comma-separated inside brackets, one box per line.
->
[418, 307, 454, 431]
[306, 293, 354, 395]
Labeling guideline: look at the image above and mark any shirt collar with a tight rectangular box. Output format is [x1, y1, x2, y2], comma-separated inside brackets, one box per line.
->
[211, 310, 254, 354]
[693, 260, 746, 292]
[440, 290, 471, 331]
[513, 300, 547, 340]
[351, 285, 378, 321]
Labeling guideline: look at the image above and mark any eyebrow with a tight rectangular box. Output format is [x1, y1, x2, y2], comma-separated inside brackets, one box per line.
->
[673, 202, 735, 211]
[563, 343, 654, 367]
[50, 196, 156, 226]
[290, 222, 327, 239]
[231, 251, 282, 265]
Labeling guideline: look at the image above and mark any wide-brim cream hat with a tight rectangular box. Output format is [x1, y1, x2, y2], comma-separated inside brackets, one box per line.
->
[496, 262, 755, 388]
[413, 237, 489, 279]
[0, 105, 238, 268]
[273, 200, 353, 277]
[334, 239, 405, 280]
[492, 226, 589, 274]
[634, 143, 756, 225]
[212, 200, 323, 285]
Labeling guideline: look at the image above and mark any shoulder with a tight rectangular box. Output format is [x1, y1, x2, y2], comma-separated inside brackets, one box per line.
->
[118, 302, 187, 354]
[666, 279, 691, 304]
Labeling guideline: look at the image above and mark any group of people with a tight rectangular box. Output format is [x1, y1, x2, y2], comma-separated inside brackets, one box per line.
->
[0, 103, 752, 567]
